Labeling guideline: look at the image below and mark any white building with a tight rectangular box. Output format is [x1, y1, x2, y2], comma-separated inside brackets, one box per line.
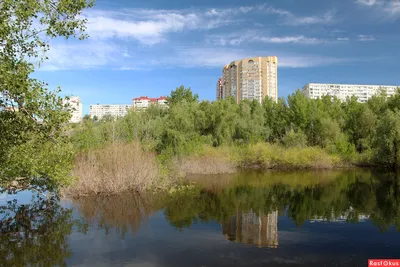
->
[303, 83, 399, 103]
[89, 104, 132, 119]
[132, 96, 168, 110]
[63, 96, 82, 123]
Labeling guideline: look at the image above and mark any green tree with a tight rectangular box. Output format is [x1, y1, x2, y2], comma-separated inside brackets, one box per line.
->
[167, 85, 199, 106]
[373, 109, 400, 168]
[83, 114, 91, 121]
[0, 0, 94, 192]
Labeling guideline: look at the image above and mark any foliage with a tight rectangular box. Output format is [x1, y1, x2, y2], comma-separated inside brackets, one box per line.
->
[71, 86, 400, 172]
[373, 109, 400, 168]
[0, 0, 94, 192]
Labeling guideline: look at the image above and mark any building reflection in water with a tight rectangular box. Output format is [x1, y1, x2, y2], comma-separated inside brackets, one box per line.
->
[222, 208, 279, 248]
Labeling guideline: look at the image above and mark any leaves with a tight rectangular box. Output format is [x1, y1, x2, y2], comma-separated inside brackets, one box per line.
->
[0, 0, 93, 192]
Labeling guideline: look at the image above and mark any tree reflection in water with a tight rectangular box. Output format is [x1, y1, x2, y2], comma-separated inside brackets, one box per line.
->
[72, 193, 158, 237]
[0, 194, 85, 267]
[3, 170, 398, 263]
[164, 170, 400, 247]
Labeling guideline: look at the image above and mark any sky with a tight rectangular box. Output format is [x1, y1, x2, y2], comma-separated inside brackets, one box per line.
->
[33, 0, 400, 114]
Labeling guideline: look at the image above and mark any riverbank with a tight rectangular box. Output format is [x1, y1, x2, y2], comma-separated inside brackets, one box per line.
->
[64, 142, 360, 197]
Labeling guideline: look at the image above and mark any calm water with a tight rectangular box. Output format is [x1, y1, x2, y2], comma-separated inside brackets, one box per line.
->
[2, 170, 400, 266]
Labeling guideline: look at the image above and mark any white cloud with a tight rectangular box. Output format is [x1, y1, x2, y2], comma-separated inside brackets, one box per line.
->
[38, 41, 122, 71]
[357, 34, 375, 41]
[207, 32, 325, 46]
[356, 0, 378, 6]
[161, 47, 356, 68]
[356, 0, 400, 19]
[266, 7, 336, 25]
[38, 41, 359, 71]
[337, 37, 350, 41]
[382, 1, 400, 18]
[84, 7, 254, 45]
[83, 5, 337, 46]
[256, 36, 323, 44]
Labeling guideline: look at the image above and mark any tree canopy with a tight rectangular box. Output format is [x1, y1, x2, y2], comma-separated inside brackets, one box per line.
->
[0, 0, 94, 193]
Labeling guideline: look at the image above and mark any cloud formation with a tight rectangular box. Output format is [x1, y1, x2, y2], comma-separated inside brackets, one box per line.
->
[266, 7, 336, 25]
[207, 32, 325, 46]
[356, 0, 400, 19]
[84, 7, 255, 45]
[357, 34, 375, 41]
[36, 3, 392, 72]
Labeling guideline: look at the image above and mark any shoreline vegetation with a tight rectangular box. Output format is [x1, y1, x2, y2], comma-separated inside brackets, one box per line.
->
[64, 86, 400, 197]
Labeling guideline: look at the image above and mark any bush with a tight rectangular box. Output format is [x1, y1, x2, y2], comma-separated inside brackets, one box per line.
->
[237, 142, 341, 169]
[64, 142, 165, 196]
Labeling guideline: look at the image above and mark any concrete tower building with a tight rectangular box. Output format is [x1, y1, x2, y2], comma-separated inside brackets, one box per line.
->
[217, 56, 278, 103]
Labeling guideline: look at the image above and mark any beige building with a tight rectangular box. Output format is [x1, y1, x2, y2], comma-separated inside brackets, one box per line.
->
[217, 56, 278, 103]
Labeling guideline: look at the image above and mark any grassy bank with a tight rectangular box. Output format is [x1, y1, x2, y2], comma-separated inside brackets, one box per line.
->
[65, 142, 348, 197]
[64, 86, 400, 197]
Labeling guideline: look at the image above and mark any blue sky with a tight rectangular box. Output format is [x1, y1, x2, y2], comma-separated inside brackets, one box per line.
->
[33, 0, 400, 114]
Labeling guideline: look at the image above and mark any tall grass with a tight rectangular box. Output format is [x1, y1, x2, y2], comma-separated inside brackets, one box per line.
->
[235, 143, 343, 169]
[65, 142, 166, 196]
[175, 145, 236, 176]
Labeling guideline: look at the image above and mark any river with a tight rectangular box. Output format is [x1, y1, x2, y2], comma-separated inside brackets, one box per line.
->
[1, 170, 400, 266]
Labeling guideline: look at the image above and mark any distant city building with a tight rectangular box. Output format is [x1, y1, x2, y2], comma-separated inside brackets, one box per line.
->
[63, 96, 82, 123]
[303, 83, 399, 103]
[222, 209, 279, 248]
[89, 104, 132, 119]
[132, 96, 168, 110]
[217, 56, 278, 103]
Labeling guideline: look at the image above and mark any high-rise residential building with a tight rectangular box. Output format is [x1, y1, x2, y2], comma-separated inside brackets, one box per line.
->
[63, 96, 82, 123]
[89, 104, 132, 119]
[303, 83, 399, 103]
[217, 56, 278, 103]
[132, 96, 168, 110]
[222, 208, 279, 248]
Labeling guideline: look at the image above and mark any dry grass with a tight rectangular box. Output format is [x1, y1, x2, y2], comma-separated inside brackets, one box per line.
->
[175, 146, 236, 176]
[64, 142, 164, 196]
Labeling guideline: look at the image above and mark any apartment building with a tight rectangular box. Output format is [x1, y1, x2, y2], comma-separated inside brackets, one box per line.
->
[303, 83, 399, 103]
[222, 209, 278, 248]
[63, 96, 82, 123]
[132, 96, 168, 110]
[89, 104, 132, 119]
[217, 56, 278, 103]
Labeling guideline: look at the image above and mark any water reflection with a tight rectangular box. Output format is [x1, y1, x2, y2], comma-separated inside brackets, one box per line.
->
[72, 193, 158, 236]
[222, 208, 279, 248]
[0, 194, 84, 266]
[1, 170, 400, 266]
[165, 170, 400, 242]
